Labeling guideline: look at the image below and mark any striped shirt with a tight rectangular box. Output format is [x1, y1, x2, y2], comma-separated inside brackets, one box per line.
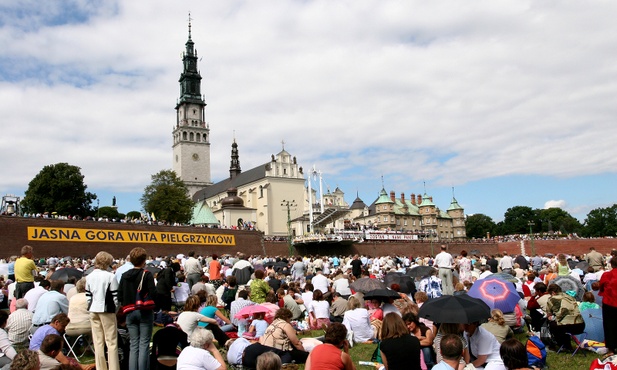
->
[230, 298, 256, 326]
[7, 308, 33, 345]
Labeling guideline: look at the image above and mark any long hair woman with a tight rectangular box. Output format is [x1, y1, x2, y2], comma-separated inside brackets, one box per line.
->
[379, 312, 421, 370]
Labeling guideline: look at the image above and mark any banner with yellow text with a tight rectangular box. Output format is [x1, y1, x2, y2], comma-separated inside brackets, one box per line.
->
[27, 227, 235, 246]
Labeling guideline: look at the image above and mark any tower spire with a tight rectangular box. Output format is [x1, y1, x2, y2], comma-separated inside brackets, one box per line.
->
[188, 12, 193, 40]
[230, 138, 241, 179]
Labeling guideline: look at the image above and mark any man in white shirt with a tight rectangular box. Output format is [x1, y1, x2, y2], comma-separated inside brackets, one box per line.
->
[184, 251, 203, 290]
[434, 245, 454, 295]
[498, 252, 514, 274]
[311, 268, 330, 295]
[24, 279, 50, 312]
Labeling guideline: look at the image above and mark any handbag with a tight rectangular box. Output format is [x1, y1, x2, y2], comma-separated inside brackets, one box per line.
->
[120, 270, 156, 315]
[371, 341, 383, 364]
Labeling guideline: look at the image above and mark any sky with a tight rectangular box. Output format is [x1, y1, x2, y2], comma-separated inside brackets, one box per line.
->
[1, 0, 616, 223]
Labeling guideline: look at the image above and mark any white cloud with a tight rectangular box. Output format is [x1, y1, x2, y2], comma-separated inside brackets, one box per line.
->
[544, 200, 566, 210]
[1, 0, 617, 218]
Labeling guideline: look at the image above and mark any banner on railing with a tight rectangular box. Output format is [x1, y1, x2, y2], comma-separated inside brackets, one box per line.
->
[27, 227, 235, 245]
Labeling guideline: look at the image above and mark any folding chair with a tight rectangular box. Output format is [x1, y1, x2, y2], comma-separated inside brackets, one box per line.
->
[557, 331, 587, 357]
[63, 327, 94, 362]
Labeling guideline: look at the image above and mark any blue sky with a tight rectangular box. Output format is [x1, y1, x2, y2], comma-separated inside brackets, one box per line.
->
[1, 0, 616, 223]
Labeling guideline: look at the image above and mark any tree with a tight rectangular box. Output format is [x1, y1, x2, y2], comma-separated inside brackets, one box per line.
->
[582, 204, 617, 237]
[140, 170, 194, 224]
[126, 211, 142, 220]
[537, 208, 582, 235]
[465, 214, 497, 239]
[500, 206, 537, 235]
[21, 163, 97, 216]
[98, 206, 120, 220]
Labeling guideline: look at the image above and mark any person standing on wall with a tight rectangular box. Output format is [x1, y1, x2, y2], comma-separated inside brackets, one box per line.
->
[15, 245, 37, 299]
[435, 245, 454, 296]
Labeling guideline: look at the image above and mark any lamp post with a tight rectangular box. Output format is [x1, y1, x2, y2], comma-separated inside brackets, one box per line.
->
[96, 199, 100, 219]
[281, 200, 297, 256]
[528, 221, 535, 256]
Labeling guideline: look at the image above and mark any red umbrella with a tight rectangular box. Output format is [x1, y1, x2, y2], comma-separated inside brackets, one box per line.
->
[468, 276, 521, 313]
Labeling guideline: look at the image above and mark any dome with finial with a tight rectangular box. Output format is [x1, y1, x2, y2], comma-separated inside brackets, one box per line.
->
[220, 188, 244, 208]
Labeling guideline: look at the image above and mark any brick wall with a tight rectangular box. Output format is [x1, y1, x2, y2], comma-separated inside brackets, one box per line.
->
[0, 216, 264, 259]
[2, 216, 616, 259]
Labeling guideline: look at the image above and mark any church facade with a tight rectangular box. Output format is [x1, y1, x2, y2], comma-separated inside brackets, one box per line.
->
[173, 21, 466, 240]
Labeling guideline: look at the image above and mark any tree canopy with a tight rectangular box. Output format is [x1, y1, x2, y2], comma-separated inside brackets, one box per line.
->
[140, 170, 194, 224]
[581, 204, 617, 237]
[21, 163, 97, 216]
[465, 213, 497, 239]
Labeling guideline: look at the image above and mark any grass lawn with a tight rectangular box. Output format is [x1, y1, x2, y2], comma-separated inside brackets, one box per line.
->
[73, 329, 597, 369]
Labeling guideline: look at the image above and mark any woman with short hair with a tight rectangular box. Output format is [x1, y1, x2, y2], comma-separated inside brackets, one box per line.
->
[118, 247, 156, 370]
[546, 283, 584, 351]
[177, 327, 226, 370]
[342, 296, 373, 343]
[86, 251, 120, 370]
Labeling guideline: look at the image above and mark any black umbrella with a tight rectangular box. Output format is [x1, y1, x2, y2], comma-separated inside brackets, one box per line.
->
[384, 272, 415, 294]
[575, 261, 589, 271]
[544, 253, 554, 258]
[84, 266, 113, 276]
[406, 266, 436, 278]
[418, 294, 491, 324]
[50, 267, 83, 282]
[350, 278, 386, 293]
[145, 264, 162, 275]
[363, 288, 401, 301]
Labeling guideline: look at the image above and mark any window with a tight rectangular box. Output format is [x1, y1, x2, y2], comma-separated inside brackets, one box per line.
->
[259, 186, 264, 198]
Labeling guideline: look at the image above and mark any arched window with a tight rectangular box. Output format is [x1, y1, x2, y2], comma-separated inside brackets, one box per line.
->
[182, 132, 187, 140]
[259, 186, 264, 198]
[189, 132, 194, 141]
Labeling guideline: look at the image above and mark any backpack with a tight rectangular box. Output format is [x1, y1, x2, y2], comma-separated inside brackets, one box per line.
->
[526, 335, 547, 368]
[428, 277, 442, 299]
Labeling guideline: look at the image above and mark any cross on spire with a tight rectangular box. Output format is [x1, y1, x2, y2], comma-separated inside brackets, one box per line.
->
[281, 139, 285, 150]
[188, 12, 193, 39]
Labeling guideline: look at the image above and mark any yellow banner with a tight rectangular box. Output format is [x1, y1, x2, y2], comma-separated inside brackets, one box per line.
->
[27, 227, 235, 246]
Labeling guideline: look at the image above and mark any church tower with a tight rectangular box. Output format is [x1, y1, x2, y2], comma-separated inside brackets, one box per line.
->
[172, 18, 211, 198]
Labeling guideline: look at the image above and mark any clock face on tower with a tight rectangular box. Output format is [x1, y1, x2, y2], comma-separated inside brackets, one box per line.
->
[192, 153, 199, 161]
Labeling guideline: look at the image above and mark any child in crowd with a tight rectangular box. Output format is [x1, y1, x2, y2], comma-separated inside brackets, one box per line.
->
[243, 312, 268, 340]
[173, 273, 190, 310]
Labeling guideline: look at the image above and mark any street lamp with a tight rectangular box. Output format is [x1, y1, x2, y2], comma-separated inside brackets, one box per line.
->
[528, 221, 535, 256]
[281, 200, 297, 256]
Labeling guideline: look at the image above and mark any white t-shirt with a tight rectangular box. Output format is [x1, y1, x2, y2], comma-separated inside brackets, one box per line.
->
[465, 326, 504, 365]
[309, 300, 330, 319]
[177, 311, 207, 338]
[342, 308, 373, 343]
[312, 274, 329, 293]
[333, 278, 352, 296]
[177, 345, 221, 370]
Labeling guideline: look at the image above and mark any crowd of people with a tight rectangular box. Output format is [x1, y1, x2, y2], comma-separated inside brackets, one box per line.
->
[0, 244, 614, 370]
